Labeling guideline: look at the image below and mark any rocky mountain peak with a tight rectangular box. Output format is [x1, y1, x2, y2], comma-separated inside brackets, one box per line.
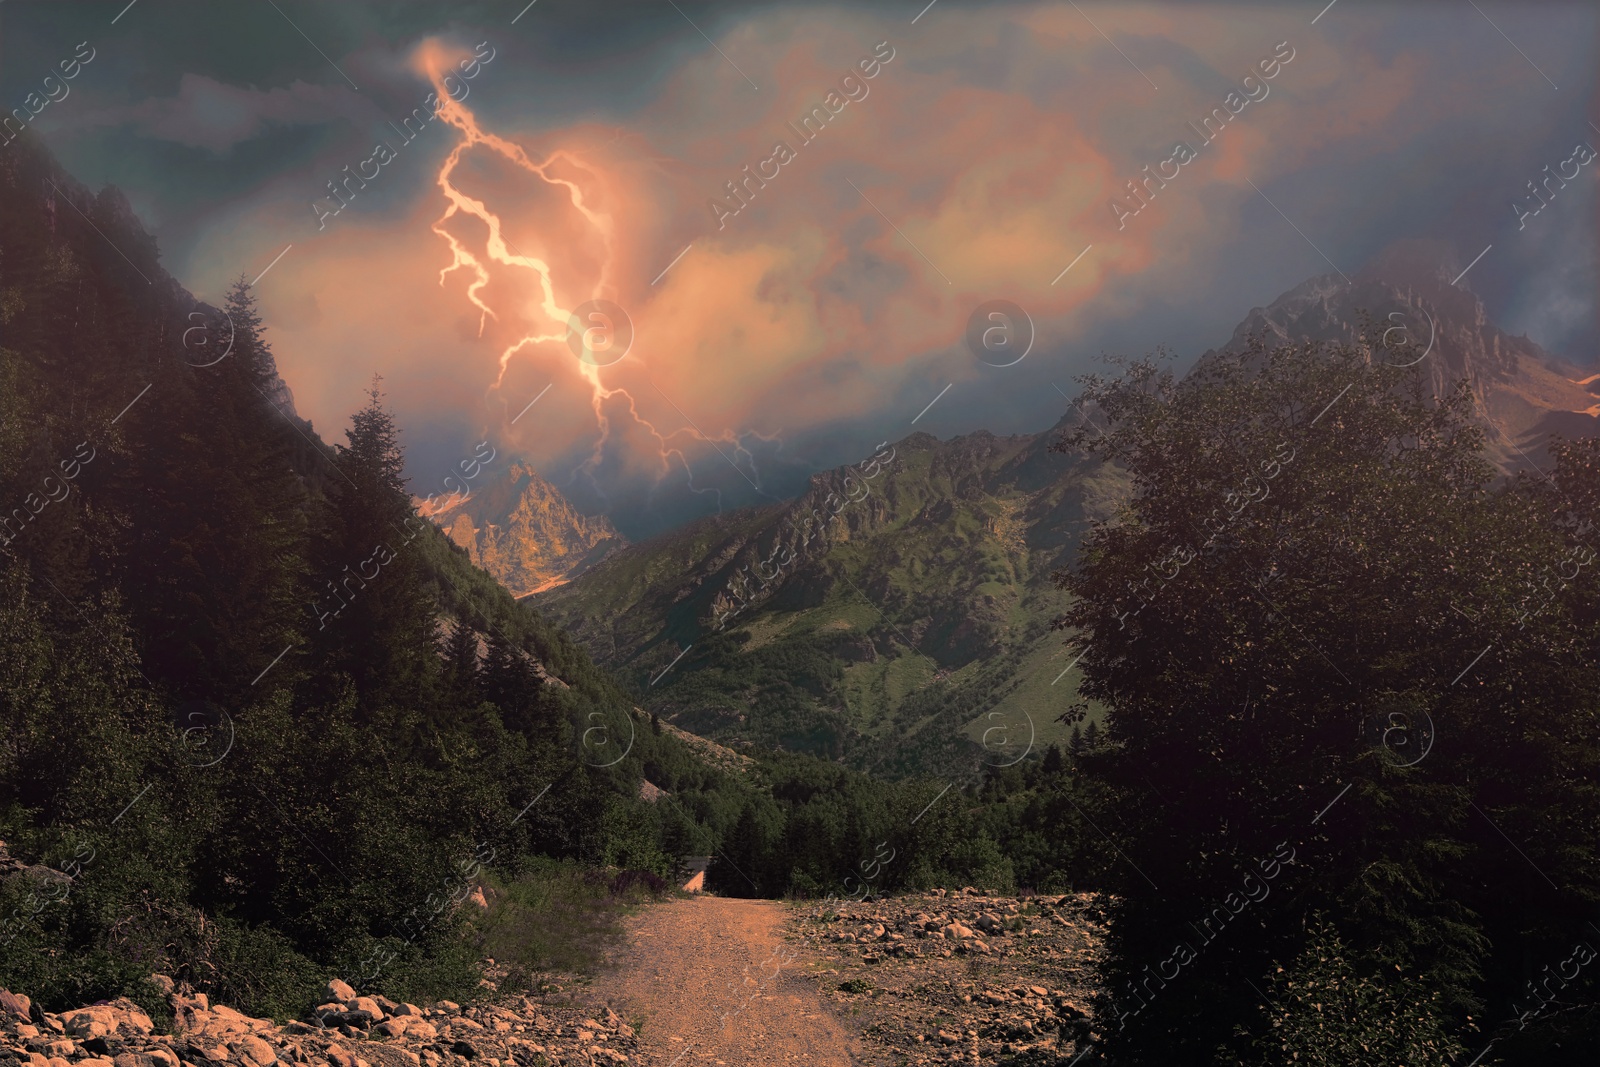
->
[423, 460, 625, 597]
[1206, 245, 1596, 466]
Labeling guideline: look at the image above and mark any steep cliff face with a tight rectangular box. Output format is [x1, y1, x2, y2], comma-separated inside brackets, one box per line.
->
[423, 461, 625, 596]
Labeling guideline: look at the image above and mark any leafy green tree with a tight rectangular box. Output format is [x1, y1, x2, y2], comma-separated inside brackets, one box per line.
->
[1245, 918, 1466, 1066]
[1053, 336, 1600, 1063]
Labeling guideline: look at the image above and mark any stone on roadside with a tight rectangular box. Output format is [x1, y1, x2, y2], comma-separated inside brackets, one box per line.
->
[234, 1036, 275, 1067]
[349, 999, 384, 1023]
[1, 990, 33, 1020]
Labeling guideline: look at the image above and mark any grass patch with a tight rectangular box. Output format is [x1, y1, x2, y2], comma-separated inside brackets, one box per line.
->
[839, 978, 875, 995]
[477, 859, 671, 984]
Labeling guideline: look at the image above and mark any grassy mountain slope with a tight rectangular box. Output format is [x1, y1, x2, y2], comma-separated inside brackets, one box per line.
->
[534, 426, 1131, 776]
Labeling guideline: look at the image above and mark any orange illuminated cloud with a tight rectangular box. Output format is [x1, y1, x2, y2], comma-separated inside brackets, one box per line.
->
[211, 4, 1469, 511]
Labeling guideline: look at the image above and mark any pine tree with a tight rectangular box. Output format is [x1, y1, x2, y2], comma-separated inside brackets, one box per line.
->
[478, 627, 567, 741]
[122, 279, 309, 703]
[307, 378, 436, 718]
[1041, 742, 1065, 776]
[441, 618, 481, 701]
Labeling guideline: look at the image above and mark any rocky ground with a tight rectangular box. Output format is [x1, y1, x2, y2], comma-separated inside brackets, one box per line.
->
[1, 890, 1110, 1067]
[787, 889, 1111, 1066]
[0, 975, 641, 1067]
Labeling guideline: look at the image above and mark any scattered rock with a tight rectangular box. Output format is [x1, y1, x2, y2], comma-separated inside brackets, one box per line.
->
[0, 991, 32, 1021]
[234, 1035, 275, 1067]
[0, 972, 644, 1067]
[793, 889, 1109, 1065]
[348, 999, 383, 1023]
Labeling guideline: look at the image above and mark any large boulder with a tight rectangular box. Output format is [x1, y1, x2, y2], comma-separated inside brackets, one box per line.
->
[323, 980, 356, 1005]
[233, 1036, 276, 1067]
[0, 990, 31, 1020]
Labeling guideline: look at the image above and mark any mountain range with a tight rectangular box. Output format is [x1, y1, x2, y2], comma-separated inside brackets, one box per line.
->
[525, 241, 1598, 777]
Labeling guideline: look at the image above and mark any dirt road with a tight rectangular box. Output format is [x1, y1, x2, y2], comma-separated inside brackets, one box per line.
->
[584, 896, 862, 1066]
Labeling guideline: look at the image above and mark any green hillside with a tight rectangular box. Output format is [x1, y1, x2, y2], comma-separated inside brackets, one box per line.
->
[534, 426, 1132, 776]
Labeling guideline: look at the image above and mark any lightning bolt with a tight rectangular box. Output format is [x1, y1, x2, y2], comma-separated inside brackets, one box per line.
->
[421, 45, 770, 505]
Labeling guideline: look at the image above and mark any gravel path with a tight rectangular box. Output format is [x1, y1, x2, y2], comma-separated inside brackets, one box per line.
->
[584, 896, 862, 1066]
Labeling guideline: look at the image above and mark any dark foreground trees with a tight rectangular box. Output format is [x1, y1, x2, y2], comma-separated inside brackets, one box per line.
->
[1054, 337, 1600, 1065]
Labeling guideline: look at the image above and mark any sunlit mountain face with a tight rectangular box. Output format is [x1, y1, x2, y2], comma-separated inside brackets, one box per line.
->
[10, 1, 1591, 541]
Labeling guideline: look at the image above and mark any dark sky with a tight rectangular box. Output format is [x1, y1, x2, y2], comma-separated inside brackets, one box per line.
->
[3, 0, 1595, 538]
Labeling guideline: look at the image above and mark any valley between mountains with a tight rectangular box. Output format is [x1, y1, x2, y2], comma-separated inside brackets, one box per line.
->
[485, 241, 1600, 785]
[5, 125, 1599, 1067]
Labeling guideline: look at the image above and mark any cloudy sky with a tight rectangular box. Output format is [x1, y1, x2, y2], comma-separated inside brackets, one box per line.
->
[4, 0, 1595, 538]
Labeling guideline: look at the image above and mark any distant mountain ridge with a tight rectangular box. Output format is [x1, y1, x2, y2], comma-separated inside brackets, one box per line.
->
[531, 249, 1596, 773]
[422, 460, 625, 597]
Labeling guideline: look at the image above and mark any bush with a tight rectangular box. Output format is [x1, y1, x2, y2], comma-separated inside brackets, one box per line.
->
[1246, 919, 1467, 1067]
[477, 859, 664, 980]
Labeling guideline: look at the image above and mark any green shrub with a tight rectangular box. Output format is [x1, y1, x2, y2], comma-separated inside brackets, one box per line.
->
[476, 859, 667, 981]
[1246, 919, 1467, 1067]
